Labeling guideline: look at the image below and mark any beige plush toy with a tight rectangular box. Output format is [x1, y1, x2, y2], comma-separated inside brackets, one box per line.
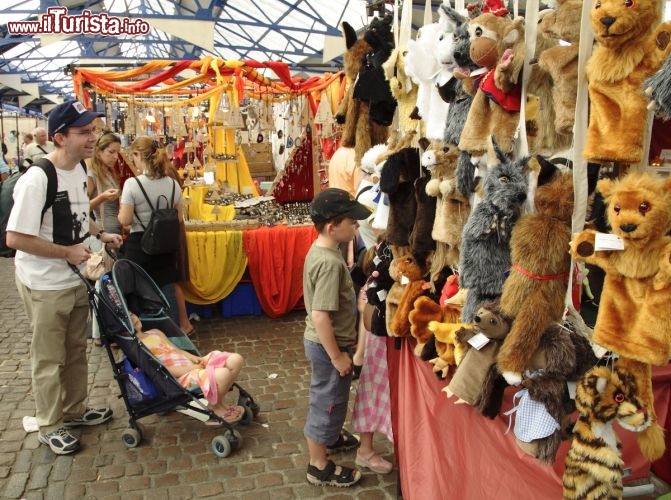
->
[583, 0, 671, 163]
[383, 48, 420, 137]
[421, 141, 471, 269]
[537, 0, 582, 137]
[442, 301, 511, 408]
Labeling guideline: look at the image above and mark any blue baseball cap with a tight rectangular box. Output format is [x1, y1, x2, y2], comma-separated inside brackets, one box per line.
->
[48, 100, 104, 135]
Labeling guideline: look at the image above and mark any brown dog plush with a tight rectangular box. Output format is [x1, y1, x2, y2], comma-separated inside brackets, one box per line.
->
[570, 170, 671, 460]
[457, 13, 525, 154]
[497, 166, 575, 386]
[583, 0, 671, 163]
[516, 323, 598, 464]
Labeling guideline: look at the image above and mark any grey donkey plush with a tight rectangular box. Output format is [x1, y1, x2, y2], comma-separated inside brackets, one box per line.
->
[458, 137, 534, 322]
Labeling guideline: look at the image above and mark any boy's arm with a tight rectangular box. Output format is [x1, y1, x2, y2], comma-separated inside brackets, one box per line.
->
[311, 309, 353, 376]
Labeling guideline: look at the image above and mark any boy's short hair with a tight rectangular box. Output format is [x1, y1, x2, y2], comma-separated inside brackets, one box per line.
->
[310, 188, 371, 224]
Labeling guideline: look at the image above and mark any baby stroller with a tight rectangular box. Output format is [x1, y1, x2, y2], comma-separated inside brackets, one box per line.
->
[80, 258, 260, 458]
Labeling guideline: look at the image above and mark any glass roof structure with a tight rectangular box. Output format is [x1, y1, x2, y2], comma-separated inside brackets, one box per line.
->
[0, 0, 375, 113]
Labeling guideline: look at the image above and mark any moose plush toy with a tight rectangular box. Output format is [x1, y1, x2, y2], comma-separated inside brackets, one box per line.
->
[457, 13, 526, 155]
[570, 170, 671, 460]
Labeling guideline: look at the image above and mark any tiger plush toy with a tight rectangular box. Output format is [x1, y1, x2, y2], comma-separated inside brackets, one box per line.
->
[562, 363, 652, 500]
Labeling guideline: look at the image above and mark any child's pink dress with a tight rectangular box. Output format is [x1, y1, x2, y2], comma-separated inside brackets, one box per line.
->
[140, 330, 231, 405]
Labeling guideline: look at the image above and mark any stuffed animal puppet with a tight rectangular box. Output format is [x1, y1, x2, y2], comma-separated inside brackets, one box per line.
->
[570, 170, 671, 460]
[458, 13, 526, 155]
[583, 0, 671, 163]
[387, 254, 429, 337]
[497, 163, 575, 385]
[458, 136, 532, 322]
[516, 323, 598, 464]
[442, 301, 511, 410]
[562, 362, 654, 500]
[336, 20, 391, 165]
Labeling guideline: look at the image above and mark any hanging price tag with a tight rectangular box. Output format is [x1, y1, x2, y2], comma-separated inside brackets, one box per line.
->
[467, 333, 490, 350]
[594, 233, 624, 251]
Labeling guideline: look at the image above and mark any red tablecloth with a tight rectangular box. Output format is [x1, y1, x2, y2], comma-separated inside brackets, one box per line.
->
[388, 337, 671, 500]
[242, 224, 316, 318]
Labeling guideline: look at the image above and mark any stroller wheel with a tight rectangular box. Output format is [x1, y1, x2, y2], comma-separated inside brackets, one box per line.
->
[227, 428, 243, 451]
[212, 435, 232, 458]
[122, 428, 141, 448]
[238, 394, 260, 417]
[240, 405, 254, 426]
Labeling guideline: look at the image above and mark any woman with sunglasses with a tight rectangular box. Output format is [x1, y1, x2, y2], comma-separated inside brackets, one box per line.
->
[87, 131, 123, 346]
[88, 131, 123, 236]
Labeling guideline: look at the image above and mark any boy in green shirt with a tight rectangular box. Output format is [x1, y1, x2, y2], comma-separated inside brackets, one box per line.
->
[303, 188, 371, 487]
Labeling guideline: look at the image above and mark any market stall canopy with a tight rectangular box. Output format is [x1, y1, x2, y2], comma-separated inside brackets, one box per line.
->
[0, 0, 378, 114]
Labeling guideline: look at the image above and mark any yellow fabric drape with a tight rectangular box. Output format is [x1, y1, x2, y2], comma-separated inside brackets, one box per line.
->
[184, 186, 236, 221]
[213, 127, 260, 195]
[182, 230, 247, 304]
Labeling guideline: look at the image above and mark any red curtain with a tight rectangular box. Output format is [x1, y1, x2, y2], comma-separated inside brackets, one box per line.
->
[242, 225, 316, 318]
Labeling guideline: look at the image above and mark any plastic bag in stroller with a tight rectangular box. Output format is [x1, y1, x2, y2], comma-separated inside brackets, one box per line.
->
[82, 259, 260, 458]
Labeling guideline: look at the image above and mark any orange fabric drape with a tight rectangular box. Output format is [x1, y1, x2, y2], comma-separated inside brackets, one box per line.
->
[242, 225, 317, 318]
[73, 58, 343, 104]
[388, 337, 671, 500]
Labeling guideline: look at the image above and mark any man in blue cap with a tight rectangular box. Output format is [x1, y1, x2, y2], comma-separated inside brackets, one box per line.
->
[6, 100, 123, 455]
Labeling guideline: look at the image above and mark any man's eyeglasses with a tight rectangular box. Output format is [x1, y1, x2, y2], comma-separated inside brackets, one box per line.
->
[69, 127, 101, 137]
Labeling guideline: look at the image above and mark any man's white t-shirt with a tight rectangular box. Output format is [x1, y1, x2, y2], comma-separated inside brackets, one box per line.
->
[7, 163, 90, 290]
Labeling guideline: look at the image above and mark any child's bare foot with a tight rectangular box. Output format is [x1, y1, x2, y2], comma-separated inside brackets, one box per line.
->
[213, 404, 244, 424]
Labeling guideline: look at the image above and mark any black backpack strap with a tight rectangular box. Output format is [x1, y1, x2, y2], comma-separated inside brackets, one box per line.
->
[31, 158, 58, 221]
[133, 177, 154, 231]
[355, 184, 373, 201]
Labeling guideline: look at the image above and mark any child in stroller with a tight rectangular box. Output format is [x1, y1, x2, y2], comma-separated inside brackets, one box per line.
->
[91, 258, 259, 457]
[128, 312, 245, 424]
